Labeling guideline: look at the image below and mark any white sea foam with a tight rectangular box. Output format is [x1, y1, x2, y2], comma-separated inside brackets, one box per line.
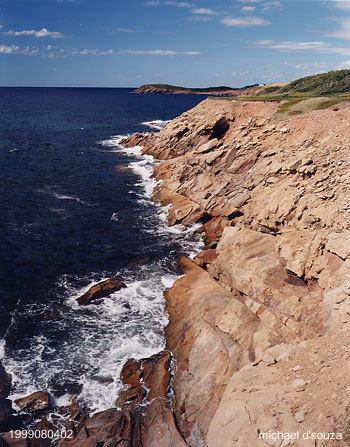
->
[37, 188, 96, 206]
[141, 120, 170, 131]
[0, 339, 5, 360]
[51, 192, 92, 205]
[99, 135, 130, 148]
[3, 126, 204, 417]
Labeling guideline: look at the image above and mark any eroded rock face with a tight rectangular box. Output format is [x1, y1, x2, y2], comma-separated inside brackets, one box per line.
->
[120, 98, 350, 444]
[77, 278, 126, 305]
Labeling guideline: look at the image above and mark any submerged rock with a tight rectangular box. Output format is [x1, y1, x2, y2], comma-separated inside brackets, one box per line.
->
[76, 278, 126, 305]
[14, 391, 50, 412]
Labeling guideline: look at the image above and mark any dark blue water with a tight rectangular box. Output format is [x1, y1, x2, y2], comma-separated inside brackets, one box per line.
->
[0, 87, 204, 412]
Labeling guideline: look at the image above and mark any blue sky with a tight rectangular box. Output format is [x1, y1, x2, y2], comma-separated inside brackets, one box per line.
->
[2, 0, 350, 87]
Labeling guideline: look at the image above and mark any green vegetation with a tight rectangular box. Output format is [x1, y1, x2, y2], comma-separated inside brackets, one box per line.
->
[259, 70, 350, 96]
[145, 83, 259, 93]
[151, 84, 235, 92]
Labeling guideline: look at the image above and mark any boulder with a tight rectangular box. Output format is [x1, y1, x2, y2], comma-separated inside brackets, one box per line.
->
[58, 439, 97, 447]
[76, 408, 140, 446]
[77, 278, 126, 305]
[0, 362, 11, 429]
[193, 249, 218, 269]
[0, 432, 27, 447]
[14, 391, 50, 412]
[202, 217, 230, 247]
[115, 387, 146, 410]
[0, 363, 11, 400]
[74, 350, 184, 447]
[68, 397, 86, 423]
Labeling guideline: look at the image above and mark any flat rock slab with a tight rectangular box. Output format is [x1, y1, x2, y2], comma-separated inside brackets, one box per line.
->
[14, 391, 50, 412]
[77, 278, 126, 305]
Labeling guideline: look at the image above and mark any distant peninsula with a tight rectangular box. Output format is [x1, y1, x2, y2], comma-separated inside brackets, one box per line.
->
[133, 83, 263, 96]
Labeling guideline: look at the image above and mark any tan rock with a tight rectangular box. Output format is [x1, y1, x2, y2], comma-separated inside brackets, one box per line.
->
[117, 97, 350, 446]
[326, 231, 350, 259]
[292, 379, 307, 392]
[76, 278, 126, 305]
[14, 391, 50, 412]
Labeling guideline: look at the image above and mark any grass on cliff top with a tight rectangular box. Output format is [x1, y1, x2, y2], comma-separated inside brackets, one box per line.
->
[217, 94, 350, 118]
[275, 97, 350, 118]
[257, 69, 350, 96]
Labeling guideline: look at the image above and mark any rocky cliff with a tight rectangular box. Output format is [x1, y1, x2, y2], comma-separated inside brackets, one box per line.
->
[2, 97, 350, 447]
[122, 97, 350, 446]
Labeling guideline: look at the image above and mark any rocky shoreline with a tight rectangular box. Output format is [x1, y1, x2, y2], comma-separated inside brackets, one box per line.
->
[2, 96, 350, 446]
[120, 97, 350, 446]
[133, 84, 261, 96]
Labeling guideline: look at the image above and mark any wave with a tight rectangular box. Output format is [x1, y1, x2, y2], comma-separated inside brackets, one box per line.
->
[37, 188, 96, 206]
[99, 135, 130, 148]
[141, 120, 170, 131]
[3, 266, 173, 414]
[2, 126, 203, 417]
[0, 339, 5, 360]
[100, 135, 204, 253]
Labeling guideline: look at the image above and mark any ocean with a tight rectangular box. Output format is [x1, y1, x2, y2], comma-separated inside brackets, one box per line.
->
[0, 87, 204, 415]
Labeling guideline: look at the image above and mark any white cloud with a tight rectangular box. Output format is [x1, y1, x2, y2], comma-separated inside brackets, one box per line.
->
[126, 49, 200, 54]
[221, 16, 271, 26]
[0, 44, 39, 55]
[294, 62, 325, 70]
[241, 6, 255, 11]
[0, 44, 19, 53]
[254, 39, 274, 45]
[117, 28, 135, 32]
[334, 1, 350, 10]
[192, 8, 215, 14]
[74, 48, 200, 55]
[263, 72, 283, 80]
[6, 28, 63, 38]
[145, 1, 191, 6]
[261, 1, 281, 11]
[338, 59, 350, 68]
[326, 18, 350, 40]
[189, 16, 210, 21]
[165, 1, 191, 5]
[251, 39, 350, 55]
[232, 71, 249, 76]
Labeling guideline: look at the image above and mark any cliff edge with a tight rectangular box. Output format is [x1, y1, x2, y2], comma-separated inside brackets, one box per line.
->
[122, 97, 350, 446]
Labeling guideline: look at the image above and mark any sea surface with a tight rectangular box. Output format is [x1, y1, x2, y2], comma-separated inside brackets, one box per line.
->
[0, 87, 205, 415]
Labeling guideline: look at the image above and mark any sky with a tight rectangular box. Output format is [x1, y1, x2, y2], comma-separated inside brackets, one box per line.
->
[2, 1, 350, 87]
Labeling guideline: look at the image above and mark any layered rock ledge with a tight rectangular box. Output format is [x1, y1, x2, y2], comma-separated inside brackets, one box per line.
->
[121, 97, 350, 446]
